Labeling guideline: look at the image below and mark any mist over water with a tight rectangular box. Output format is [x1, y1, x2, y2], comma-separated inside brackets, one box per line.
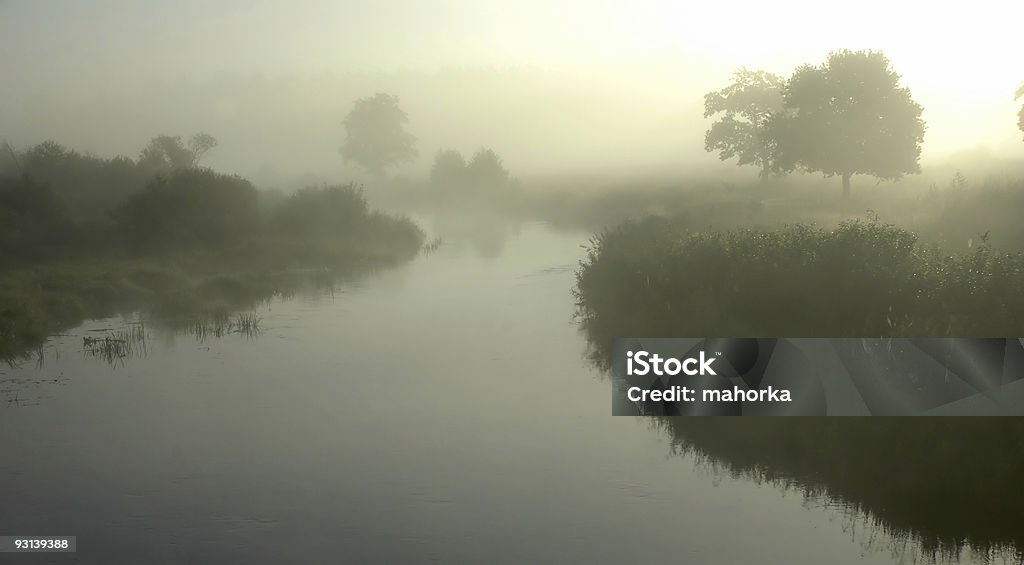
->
[3, 0, 1024, 563]
[3, 222, 1013, 564]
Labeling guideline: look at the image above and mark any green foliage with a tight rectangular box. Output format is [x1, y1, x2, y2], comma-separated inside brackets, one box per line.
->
[767, 50, 926, 196]
[340, 93, 418, 176]
[575, 218, 1024, 357]
[113, 168, 260, 251]
[137, 132, 219, 174]
[138, 135, 196, 172]
[0, 138, 427, 358]
[0, 176, 78, 264]
[19, 141, 151, 221]
[703, 68, 785, 177]
[274, 183, 369, 239]
[273, 183, 424, 262]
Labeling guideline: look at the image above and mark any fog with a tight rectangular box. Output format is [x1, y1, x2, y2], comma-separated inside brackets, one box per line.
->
[2, 0, 1022, 185]
[6, 2, 1024, 563]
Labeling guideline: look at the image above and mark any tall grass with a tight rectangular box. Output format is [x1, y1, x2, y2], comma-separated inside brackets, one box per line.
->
[575, 217, 1024, 367]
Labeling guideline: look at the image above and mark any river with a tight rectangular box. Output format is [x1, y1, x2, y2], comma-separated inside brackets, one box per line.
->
[0, 218, 1015, 564]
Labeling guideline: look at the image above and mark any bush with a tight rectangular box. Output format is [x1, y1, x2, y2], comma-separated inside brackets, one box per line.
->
[273, 183, 369, 240]
[0, 176, 78, 264]
[20, 141, 152, 222]
[114, 168, 260, 251]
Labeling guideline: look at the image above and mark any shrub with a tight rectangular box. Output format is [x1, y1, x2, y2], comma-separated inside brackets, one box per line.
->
[273, 183, 369, 240]
[114, 168, 260, 251]
[0, 176, 78, 264]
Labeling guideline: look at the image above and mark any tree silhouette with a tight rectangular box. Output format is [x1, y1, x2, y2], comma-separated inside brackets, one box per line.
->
[138, 132, 218, 172]
[139, 135, 195, 172]
[703, 68, 785, 179]
[188, 132, 218, 165]
[340, 93, 418, 176]
[767, 50, 925, 198]
[429, 149, 467, 189]
[1016, 82, 1024, 140]
[465, 148, 509, 188]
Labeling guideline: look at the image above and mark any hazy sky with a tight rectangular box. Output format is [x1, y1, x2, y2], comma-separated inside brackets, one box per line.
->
[2, 0, 1022, 178]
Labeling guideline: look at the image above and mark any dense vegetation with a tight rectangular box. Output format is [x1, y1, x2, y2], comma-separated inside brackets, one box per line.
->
[0, 139, 425, 359]
[572, 188, 1024, 559]
[575, 217, 1024, 353]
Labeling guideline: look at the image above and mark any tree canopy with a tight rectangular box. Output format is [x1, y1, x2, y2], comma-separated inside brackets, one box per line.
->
[428, 147, 512, 191]
[429, 149, 468, 189]
[1016, 82, 1024, 140]
[703, 68, 785, 178]
[340, 93, 418, 176]
[465, 148, 510, 188]
[767, 50, 925, 197]
[138, 132, 218, 172]
[113, 168, 258, 250]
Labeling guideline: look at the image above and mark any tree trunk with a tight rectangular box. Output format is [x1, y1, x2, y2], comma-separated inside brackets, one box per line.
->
[841, 172, 852, 199]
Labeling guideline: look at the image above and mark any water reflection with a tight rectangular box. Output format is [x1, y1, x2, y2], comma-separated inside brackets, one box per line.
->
[580, 332, 1024, 562]
[425, 207, 521, 259]
[83, 323, 148, 365]
[4, 221, 1019, 564]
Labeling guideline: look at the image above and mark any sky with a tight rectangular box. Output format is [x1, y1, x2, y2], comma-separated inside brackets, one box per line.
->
[2, 0, 1022, 180]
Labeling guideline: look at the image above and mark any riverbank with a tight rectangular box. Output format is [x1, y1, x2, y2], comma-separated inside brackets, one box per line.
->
[574, 217, 1024, 369]
[0, 232, 425, 360]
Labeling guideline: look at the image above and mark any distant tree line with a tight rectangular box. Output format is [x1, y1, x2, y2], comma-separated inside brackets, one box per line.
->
[0, 135, 423, 266]
[337, 92, 518, 194]
[429, 147, 514, 191]
[1, 132, 218, 222]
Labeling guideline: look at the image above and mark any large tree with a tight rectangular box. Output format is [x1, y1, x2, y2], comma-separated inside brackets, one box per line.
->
[1016, 82, 1024, 140]
[767, 50, 925, 198]
[703, 68, 785, 179]
[340, 93, 418, 176]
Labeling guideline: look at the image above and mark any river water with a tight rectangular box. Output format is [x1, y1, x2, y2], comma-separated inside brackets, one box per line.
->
[0, 218, 1011, 564]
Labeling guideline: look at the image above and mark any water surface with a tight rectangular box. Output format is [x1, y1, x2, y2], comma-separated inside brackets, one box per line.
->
[0, 220, 1009, 564]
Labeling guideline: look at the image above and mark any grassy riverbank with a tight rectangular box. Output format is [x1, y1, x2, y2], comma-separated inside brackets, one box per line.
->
[0, 175, 425, 360]
[0, 240, 421, 360]
[574, 217, 1024, 367]
[572, 207, 1024, 557]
